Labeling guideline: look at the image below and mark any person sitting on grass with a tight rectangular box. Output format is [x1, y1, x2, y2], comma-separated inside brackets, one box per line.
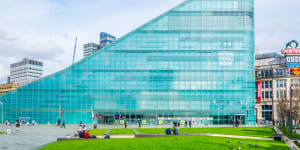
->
[173, 126, 179, 135]
[79, 130, 85, 138]
[84, 130, 96, 139]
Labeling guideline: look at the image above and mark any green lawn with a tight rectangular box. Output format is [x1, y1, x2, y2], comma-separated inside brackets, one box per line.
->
[179, 127, 275, 138]
[109, 129, 135, 135]
[89, 129, 108, 135]
[39, 135, 289, 150]
[135, 127, 275, 138]
[278, 126, 300, 139]
[0, 132, 4, 134]
[135, 128, 165, 134]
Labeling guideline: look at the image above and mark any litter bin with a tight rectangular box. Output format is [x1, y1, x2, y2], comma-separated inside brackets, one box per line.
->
[7, 128, 11, 134]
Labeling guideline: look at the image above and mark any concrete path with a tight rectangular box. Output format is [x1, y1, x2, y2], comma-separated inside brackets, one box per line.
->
[274, 126, 299, 150]
[179, 133, 273, 140]
[0, 125, 76, 150]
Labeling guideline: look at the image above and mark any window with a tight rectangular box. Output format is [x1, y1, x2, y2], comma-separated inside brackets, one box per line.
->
[265, 91, 269, 98]
[270, 81, 272, 88]
[262, 92, 264, 99]
[265, 81, 269, 88]
[262, 81, 265, 88]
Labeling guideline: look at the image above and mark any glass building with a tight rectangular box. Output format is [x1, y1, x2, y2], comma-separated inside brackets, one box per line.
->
[0, 0, 255, 125]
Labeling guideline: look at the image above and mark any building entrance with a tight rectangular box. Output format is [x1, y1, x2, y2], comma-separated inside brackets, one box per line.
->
[234, 115, 246, 125]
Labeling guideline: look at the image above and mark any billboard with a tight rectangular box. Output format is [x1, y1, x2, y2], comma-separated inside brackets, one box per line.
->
[282, 40, 300, 67]
[257, 81, 262, 101]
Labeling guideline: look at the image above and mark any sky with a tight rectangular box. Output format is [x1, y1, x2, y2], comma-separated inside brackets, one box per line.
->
[0, 0, 299, 83]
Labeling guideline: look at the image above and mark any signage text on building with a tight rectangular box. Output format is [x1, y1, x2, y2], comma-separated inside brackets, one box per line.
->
[257, 81, 261, 101]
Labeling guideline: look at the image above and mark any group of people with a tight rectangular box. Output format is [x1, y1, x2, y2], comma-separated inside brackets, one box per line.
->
[57, 119, 66, 128]
[78, 121, 96, 139]
[173, 120, 192, 128]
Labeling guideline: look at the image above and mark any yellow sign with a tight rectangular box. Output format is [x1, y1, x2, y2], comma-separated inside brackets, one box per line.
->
[159, 120, 163, 125]
[142, 120, 147, 125]
[181, 120, 185, 125]
[293, 67, 300, 75]
[120, 120, 124, 125]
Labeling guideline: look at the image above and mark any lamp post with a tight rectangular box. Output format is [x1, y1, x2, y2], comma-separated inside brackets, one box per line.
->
[271, 68, 275, 126]
[0, 101, 3, 128]
[155, 104, 158, 125]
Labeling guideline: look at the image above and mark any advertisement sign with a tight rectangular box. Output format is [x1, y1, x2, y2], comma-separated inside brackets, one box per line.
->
[159, 120, 163, 125]
[281, 48, 300, 55]
[291, 67, 300, 75]
[97, 115, 103, 119]
[192, 120, 196, 125]
[257, 81, 262, 101]
[142, 120, 147, 125]
[180, 120, 185, 125]
[120, 120, 124, 125]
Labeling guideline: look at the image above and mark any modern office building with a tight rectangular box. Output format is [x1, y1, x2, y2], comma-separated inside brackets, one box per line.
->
[9, 58, 43, 86]
[83, 43, 100, 57]
[255, 40, 300, 124]
[0, 84, 19, 95]
[0, 0, 255, 125]
[99, 32, 116, 49]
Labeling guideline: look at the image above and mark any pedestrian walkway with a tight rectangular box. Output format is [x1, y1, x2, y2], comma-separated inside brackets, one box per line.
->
[0, 125, 76, 150]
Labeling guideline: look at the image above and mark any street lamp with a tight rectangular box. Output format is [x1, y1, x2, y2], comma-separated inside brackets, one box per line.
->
[0, 101, 3, 128]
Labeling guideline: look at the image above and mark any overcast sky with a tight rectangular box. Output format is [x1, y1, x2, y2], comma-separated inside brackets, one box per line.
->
[0, 0, 299, 83]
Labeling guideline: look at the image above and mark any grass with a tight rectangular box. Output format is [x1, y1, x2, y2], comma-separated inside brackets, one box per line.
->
[179, 127, 275, 138]
[0, 132, 4, 134]
[109, 129, 135, 135]
[278, 126, 300, 139]
[89, 129, 108, 135]
[135, 127, 275, 138]
[39, 135, 289, 150]
[135, 128, 165, 134]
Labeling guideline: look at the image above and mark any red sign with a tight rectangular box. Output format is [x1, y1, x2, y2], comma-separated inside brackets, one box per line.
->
[257, 81, 262, 101]
[281, 48, 300, 55]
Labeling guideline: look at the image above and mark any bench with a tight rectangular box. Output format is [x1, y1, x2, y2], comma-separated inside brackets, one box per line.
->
[272, 134, 283, 141]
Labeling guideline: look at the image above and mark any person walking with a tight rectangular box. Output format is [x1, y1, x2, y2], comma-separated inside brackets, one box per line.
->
[233, 120, 235, 127]
[189, 120, 192, 128]
[185, 120, 188, 128]
[138, 121, 141, 128]
[125, 121, 127, 128]
[62, 120, 65, 128]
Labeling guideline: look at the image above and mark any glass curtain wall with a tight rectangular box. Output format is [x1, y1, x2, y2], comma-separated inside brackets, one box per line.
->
[0, 0, 255, 125]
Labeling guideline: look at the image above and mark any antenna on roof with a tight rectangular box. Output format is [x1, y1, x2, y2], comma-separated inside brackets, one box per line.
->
[72, 37, 77, 64]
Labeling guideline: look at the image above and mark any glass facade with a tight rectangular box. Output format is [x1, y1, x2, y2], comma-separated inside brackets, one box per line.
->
[0, 0, 255, 125]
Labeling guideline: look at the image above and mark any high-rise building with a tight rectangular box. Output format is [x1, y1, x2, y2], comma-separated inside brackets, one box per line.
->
[1, 0, 255, 125]
[10, 58, 43, 86]
[83, 43, 100, 57]
[99, 32, 116, 49]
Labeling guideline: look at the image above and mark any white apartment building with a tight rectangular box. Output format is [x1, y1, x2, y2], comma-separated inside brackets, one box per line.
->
[10, 58, 43, 86]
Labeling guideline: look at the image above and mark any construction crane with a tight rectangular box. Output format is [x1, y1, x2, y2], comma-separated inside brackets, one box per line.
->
[72, 37, 77, 64]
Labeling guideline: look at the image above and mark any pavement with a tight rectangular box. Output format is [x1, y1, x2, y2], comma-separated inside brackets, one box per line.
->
[0, 125, 77, 150]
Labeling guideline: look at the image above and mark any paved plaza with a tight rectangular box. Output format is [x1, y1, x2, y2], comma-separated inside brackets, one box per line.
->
[0, 125, 77, 150]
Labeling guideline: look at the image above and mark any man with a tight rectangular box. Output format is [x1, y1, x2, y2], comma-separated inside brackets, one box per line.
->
[185, 120, 188, 128]
[189, 120, 192, 128]
[62, 120, 65, 128]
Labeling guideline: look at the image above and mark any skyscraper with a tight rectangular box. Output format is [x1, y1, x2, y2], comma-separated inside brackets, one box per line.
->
[99, 32, 116, 49]
[9, 58, 43, 86]
[83, 42, 100, 57]
[1, 0, 255, 125]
